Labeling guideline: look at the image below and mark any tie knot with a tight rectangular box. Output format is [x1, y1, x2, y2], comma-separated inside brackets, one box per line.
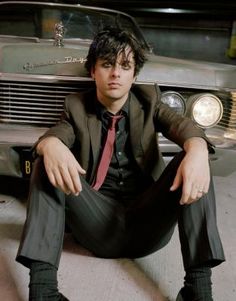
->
[109, 115, 123, 129]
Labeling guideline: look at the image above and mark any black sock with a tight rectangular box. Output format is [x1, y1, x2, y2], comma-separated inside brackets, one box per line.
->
[181, 266, 213, 301]
[29, 261, 68, 301]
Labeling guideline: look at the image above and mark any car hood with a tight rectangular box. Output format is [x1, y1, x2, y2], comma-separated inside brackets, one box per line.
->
[0, 41, 90, 77]
[1, 41, 236, 90]
[139, 53, 236, 90]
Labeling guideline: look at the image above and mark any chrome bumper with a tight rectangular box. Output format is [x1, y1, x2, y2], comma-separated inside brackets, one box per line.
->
[0, 124, 48, 177]
[159, 131, 236, 177]
[0, 125, 236, 178]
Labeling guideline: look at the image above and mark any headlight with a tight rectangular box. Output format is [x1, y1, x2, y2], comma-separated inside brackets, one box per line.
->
[161, 91, 185, 115]
[191, 94, 223, 128]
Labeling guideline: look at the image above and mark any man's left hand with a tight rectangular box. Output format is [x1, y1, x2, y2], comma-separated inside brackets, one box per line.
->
[170, 137, 210, 205]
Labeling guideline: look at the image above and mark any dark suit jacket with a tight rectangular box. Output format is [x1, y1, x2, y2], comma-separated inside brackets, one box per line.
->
[39, 84, 210, 184]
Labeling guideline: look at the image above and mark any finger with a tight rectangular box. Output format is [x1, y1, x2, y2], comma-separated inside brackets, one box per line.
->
[59, 165, 83, 195]
[69, 168, 83, 195]
[170, 169, 182, 191]
[202, 181, 210, 194]
[186, 185, 205, 204]
[55, 168, 73, 194]
[44, 164, 67, 192]
[68, 161, 87, 194]
[46, 170, 57, 188]
[180, 192, 190, 205]
[197, 190, 204, 198]
[180, 177, 204, 204]
[179, 181, 192, 205]
[77, 165, 86, 175]
[189, 185, 202, 202]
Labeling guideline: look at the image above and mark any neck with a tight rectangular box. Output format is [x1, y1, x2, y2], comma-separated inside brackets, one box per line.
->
[97, 95, 128, 114]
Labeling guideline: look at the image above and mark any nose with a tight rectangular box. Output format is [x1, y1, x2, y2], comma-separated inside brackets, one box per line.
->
[111, 64, 121, 78]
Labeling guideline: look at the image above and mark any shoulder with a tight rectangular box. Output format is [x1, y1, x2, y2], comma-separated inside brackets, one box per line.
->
[66, 87, 96, 103]
[65, 87, 97, 112]
[131, 83, 161, 105]
[130, 84, 161, 114]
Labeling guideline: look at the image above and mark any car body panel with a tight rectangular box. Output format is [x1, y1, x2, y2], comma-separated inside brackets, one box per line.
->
[0, 1, 236, 178]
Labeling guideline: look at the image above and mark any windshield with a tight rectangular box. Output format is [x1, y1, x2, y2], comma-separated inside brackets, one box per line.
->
[0, 2, 148, 48]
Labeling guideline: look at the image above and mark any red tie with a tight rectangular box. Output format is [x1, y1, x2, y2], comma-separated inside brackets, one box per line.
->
[92, 115, 122, 190]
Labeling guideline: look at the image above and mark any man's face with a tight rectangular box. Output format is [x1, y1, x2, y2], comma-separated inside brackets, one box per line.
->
[91, 47, 136, 106]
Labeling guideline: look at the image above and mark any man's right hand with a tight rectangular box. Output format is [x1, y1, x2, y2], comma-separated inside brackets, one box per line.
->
[36, 137, 86, 195]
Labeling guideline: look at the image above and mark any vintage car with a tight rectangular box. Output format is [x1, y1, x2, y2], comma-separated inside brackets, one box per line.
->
[0, 1, 236, 178]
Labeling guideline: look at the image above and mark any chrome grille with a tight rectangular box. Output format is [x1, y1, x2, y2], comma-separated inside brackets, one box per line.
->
[0, 81, 87, 126]
[219, 92, 236, 132]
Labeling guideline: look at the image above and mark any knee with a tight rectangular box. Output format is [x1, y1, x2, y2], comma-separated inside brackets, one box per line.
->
[30, 156, 54, 194]
[30, 156, 65, 202]
[30, 156, 46, 182]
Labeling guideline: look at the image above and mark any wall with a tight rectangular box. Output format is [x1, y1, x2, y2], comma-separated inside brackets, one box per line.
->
[136, 15, 236, 65]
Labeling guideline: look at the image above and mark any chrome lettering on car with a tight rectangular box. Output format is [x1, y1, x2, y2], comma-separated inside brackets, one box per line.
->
[54, 22, 65, 47]
[23, 57, 87, 71]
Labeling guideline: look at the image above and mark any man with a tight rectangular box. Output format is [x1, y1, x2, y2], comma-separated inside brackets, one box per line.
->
[16, 27, 225, 301]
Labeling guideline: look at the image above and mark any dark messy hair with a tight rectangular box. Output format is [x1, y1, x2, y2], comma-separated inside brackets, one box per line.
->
[85, 27, 147, 77]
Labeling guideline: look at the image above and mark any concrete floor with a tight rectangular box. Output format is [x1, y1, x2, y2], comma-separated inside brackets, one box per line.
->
[0, 172, 235, 301]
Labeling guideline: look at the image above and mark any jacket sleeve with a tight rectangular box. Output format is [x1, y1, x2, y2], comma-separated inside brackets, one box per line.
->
[32, 95, 76, 153]
[154, 100, 214, 151]
[131, 83, 214, 151]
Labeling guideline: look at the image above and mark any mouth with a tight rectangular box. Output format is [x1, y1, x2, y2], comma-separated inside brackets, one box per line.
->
[108, 82, 121, 89]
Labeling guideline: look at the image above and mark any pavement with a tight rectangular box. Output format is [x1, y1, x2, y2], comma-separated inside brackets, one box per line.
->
[0, 172, 235, 301]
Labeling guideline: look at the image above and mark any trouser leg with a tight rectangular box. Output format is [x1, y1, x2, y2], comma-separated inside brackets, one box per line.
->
[16, 157, 66, 268]
[64, 179, 126, 258]
[123, 152, 225, 270]
[123, 151, 184, 257]
[63, 152, 184, 259]
[178, 176, 225, 269]
[16, 152, 225, 270]
[16, 156, 127, 267]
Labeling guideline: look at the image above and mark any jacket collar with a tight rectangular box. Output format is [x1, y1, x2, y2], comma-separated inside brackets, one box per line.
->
[87, 89, 144, 163]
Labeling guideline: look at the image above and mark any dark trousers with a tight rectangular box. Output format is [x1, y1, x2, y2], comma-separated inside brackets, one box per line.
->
[16, 152, 225, 270]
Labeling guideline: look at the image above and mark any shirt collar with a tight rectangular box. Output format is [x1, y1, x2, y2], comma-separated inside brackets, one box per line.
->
[95, 93, 130, 120]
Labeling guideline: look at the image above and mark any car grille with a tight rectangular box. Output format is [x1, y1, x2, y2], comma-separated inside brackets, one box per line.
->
[219, 92, 236, 133]
[0, 80, 91, 127]
[1, 81, 236, 133]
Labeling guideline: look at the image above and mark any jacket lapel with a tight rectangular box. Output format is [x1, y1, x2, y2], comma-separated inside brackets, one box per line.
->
[129, 92, 144, 158]
[87, 92, 144, 173]
[88, 114, 102, 166]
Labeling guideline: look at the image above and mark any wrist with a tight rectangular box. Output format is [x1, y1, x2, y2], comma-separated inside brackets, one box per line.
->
[184, 137, 208, 155]
[36, 136, 60, 155]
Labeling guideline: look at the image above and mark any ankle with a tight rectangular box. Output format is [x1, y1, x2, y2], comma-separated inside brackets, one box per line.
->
[182, 266, 213, 301]
[29, 261, 60, 300]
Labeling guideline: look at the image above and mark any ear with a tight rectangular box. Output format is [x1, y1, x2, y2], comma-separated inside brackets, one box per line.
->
[90, 67, 95, 79]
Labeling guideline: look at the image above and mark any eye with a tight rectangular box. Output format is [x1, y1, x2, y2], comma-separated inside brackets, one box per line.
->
[121, 61, 133, 70]
[122, 64, 131, 70]
[101, 61, 112, 68]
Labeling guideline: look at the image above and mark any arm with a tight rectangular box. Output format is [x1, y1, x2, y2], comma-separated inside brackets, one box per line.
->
[132, 84, 211, 204]
[36, 137, 86, 195]
[154, 100, 212, 204]
[35, 94, 87, 195]
[170, 137, 210, 205]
